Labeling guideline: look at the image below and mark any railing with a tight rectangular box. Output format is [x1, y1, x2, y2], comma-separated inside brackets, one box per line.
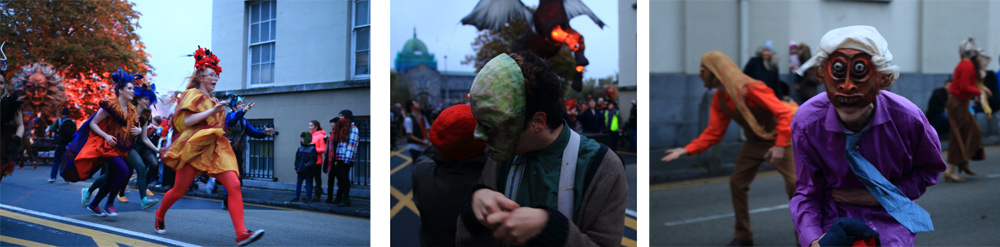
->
[351, 117, 371, 186]
[245, 120, 275, 180]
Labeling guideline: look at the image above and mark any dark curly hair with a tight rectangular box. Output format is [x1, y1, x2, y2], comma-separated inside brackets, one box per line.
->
[509, 51, 564, 130]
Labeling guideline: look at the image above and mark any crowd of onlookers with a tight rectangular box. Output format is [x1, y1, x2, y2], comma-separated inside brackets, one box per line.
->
[391, 97, 639, 155]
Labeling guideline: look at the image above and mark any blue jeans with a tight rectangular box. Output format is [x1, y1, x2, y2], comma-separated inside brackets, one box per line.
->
[49, 144, 67, 180]
[294, 166, 317, 198]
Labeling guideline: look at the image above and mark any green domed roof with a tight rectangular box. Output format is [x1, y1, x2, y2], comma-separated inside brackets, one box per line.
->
[402, 36, 429, 55]
[396, 29, 437, 72]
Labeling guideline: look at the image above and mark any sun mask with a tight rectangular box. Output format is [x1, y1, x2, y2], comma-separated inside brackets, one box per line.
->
[470, 54, 526, 162]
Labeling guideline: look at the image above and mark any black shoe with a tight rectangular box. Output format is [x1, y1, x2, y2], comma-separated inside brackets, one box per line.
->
[336, 200, 351, 207]
[310, 197, 320, 202]
[325, 197, 333, 203]
[289, 197, 300, 202]
[303, 198, 311, 204]
[727, 239, 753, 247]
[332, 197, 342, 204]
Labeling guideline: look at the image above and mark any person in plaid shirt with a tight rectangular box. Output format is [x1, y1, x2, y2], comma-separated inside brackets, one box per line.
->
[327, 109, 359, 207]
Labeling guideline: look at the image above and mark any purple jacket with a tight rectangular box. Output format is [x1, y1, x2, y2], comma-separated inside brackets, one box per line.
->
[789, 91, 946, 247]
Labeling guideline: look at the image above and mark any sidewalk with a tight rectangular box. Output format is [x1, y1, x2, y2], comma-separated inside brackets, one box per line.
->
[140, 178, 371, 218]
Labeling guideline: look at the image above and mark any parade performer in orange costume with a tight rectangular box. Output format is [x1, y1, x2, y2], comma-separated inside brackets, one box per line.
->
[72, 69, 141, 217]
[154, 46, 264, 246]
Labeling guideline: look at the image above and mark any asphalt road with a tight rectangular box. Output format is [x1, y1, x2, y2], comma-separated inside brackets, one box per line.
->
[1, 168, 370, 246]
[650, 146, 1000, 246]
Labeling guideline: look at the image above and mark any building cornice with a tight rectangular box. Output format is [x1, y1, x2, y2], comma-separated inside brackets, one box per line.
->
[219, 79, 370, 96]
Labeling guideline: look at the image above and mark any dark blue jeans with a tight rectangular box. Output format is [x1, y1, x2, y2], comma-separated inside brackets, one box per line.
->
[49, 144, 67, 180]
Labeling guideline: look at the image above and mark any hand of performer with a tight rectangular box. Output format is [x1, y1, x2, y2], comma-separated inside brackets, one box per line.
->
[985, 87, 993, 98]
[661, 147, 688, 162]
[245, 101, 256, 112]
[104, 134, 117, 146]
[809, 233, 825, 247]
[763, 146, 785, 165]
[130, 126, 141, 136]
[488, 207, 548, 245]
[264, 127, 276, 136]
[471, 189, 520, 229]
[832, 188, 879, 206]
[214, 101, 229, 113]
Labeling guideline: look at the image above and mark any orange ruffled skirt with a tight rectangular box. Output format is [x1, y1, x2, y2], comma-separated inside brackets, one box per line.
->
[162, 128, 239, 175]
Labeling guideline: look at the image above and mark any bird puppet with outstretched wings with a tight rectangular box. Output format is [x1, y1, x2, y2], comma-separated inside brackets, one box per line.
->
[461, 0, 604, 91]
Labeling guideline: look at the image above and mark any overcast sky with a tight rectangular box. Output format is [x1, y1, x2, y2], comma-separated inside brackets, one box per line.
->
[390, 0, 620, 80]
[133, 0, 212, 94]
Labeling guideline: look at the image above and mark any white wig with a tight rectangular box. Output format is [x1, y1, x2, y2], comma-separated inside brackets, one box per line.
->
[796, 25, 899, 84]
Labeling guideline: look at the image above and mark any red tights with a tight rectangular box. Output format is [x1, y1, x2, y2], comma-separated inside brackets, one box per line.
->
[155, 165, 247, 236]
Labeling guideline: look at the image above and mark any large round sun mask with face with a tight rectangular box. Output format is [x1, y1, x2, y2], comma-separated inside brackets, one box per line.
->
[820, 48, 883, 110]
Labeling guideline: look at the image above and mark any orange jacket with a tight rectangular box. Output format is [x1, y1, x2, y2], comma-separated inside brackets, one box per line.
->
[683, 83, 792, 155]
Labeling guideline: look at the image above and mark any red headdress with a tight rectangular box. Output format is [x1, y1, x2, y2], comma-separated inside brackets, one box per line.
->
[193, 46, 221, 74]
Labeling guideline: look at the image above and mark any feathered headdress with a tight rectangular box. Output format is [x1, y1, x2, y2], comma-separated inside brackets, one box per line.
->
[134, 82, 158, 105]
[111, 68, 144, 91]
[193, 46, 222, 74]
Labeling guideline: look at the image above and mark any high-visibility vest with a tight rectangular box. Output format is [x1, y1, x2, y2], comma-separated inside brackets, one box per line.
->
[604, 110, 619, 132]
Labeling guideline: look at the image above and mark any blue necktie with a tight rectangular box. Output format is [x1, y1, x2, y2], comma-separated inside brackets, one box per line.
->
[844, 128, 934, 233]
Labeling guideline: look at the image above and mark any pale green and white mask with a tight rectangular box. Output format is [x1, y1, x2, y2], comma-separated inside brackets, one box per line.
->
[470, 54, 526, 162]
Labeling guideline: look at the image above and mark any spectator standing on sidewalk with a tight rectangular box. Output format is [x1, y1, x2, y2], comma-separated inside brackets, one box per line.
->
[48, 107, 75, 182]
[329, 110, 359, 207]
[744, 40, 789, 100]
[405, 100, 431, 161]
[307, 120, 326, 202]
[291, 131, 317, 202]
[926, 78, 951, 138]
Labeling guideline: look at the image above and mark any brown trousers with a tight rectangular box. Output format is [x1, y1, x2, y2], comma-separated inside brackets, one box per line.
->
[730, 137, 796, 241]
[946, 95, 985, 165]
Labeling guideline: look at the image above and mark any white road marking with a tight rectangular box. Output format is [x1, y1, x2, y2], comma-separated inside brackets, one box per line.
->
[663, 204, 789, 226]
[987, 173, 1000, 179]
[0, 204, 199, 247]
[626, 208, 637, 218]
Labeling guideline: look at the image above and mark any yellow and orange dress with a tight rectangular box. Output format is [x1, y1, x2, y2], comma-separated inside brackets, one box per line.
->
[161, 88, 238, 175]
[73, 97, 138, 179]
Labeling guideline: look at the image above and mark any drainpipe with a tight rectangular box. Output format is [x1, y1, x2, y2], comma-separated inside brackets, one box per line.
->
[740, 0, 749, 65]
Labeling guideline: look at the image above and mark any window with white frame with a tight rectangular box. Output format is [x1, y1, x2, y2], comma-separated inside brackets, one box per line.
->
[352, 0, 370, 77]
[249, 0, 276, 85]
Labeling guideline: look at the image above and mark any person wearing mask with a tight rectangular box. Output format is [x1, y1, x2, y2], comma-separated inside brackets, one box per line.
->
[943, 37, 992, 182]
[790, 25, 945, 247]
[661, 51, 796, 247]
[457, 52, 627, 246]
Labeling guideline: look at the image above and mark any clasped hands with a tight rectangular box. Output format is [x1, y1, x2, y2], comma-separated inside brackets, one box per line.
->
[471, 189, 549, 245]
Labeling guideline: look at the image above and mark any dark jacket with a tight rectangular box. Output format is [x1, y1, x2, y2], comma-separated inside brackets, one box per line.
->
[294, 145, 317, 174]
[579, 109, 602, 134]
[412, 146, 486, 247]
[743, 56, 787, 99]
[926, 87, 949, 117]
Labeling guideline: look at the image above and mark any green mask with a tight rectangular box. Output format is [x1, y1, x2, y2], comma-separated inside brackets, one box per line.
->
[470, 54, 526, 162]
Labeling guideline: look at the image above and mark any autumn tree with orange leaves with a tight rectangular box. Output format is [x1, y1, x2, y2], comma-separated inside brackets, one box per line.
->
[1, 0, 153, 122]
